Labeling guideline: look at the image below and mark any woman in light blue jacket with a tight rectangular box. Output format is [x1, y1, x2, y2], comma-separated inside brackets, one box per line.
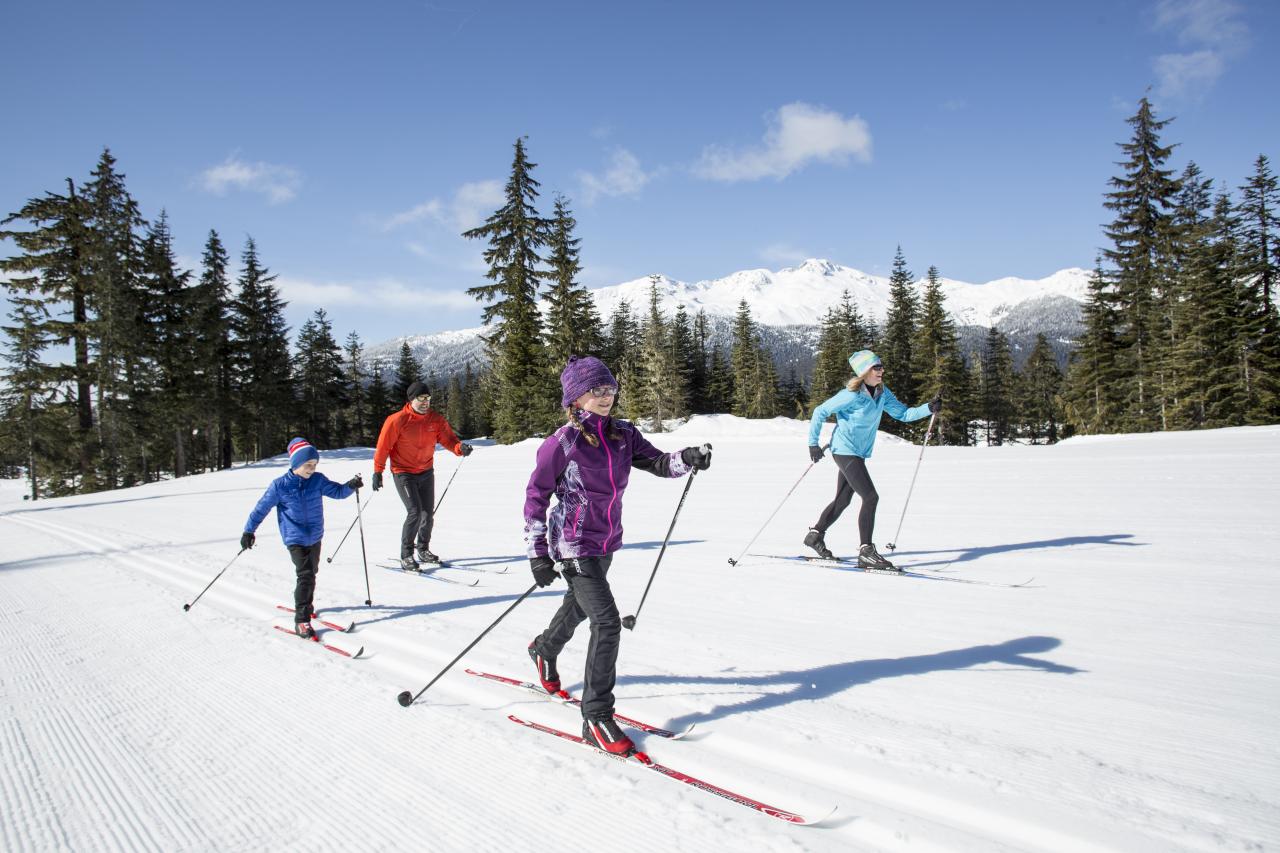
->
[805, 350, 940, 570]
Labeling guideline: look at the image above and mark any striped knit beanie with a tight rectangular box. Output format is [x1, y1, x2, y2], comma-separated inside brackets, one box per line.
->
[847, 350, 882, 377]
[287, 437, 319, 469]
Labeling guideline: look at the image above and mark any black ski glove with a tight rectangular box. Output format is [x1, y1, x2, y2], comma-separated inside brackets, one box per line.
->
[372, 472, 383, 491]
[460, 443, 473, 457]
[681, 444, 712, 471]
[240, 531, 255, 550]
[345, 474, 363, 490]
[929, 394, 943, 414]
[809, 445, 825, 463]
[530, 556, 559, 587]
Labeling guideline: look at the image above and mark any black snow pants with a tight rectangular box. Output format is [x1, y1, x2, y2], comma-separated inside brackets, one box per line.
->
[813, 453, 879, 546]
[393, 469, 435, 558]
[531, 555, 619, 720]
[288, 542, 323, 620]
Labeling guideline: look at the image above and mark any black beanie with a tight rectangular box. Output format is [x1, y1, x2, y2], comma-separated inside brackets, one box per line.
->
[406, 381, 429, 401]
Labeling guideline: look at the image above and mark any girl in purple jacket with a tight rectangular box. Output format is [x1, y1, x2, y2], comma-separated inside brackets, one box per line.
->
[524, 356, 711, 756]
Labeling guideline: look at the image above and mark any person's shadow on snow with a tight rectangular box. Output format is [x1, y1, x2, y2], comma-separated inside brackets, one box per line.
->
[893, 534, 1142, 569]
[614, 635, 1082, 729]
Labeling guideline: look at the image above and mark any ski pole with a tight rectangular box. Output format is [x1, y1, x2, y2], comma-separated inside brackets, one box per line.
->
[885, 412, 937, 552]
[622, 444, 709, 631]
[727, 442, 830, 567]
[397, 583, 539, 707]
[183, 548, 247, 612]
[327, 493, 375, 564]
[355, 487, 373, 606]
[433, 455, 466, 514]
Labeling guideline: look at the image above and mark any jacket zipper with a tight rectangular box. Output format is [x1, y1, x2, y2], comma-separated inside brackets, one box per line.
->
[598, 418, 618, 547]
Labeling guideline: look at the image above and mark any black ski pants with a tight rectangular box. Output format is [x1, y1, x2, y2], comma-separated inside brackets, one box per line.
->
[531, 555, 619, 720]
[288, 542, 322, 620]
[392, 469, 435, 558]
[813, 453, 879, 546]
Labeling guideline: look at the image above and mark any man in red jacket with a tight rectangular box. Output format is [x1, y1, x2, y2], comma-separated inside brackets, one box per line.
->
[373, 381, 472, 570]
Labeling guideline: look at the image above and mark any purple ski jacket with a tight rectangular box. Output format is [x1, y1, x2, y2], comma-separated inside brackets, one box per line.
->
[524, 411, 693, 560]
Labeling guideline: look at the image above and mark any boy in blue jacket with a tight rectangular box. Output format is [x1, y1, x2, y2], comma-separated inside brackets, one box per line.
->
[806, 351, 940, 570]
[241, 437, 362, 637]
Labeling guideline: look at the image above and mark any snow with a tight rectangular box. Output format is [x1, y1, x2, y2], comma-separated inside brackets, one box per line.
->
[2, 421, 1277, 851]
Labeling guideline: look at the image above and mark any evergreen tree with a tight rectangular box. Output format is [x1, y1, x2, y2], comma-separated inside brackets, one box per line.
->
[543, 193, 601, 366]
[1063, 262, 1125, 435]
[230, 237, 291, 460]
[911, 266, 969, 444]
[729, 300, 777, 418]
[462, 138, 552, 441]
[446, 373, 468, 437]
[601, 300, 638, 419]
[980, 327, 1016, 444]
[705, 345, 734, 415]
[340, 331, 367, 448]
[878, 247, 919, 435]
[83, 148, 146, 486]
[0, 178, 97, 490]
[634, 279, 684, 429]
[192, 230, 235, 469]
[779, 366, 808, 419]
[810, 290, 872, 407]
[0, 276, 67, 498]
[138, 211, 198, 477]
[393, 341, 421, 403]
[688, 309, 712, 411]
[669, 304, 697, 416]
[1236, 154, 1280, 422]
[293, 309, 347, 445]
[1018, 334, 1064, 443]
[366, 358, 392, 431]
[1102, 97, 1181, 431]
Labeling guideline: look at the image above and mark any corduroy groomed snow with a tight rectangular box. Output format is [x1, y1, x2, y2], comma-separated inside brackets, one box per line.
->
[847, 350, 882, 377]
[559, 356, 618, 408]
[287, 437, 319, 469]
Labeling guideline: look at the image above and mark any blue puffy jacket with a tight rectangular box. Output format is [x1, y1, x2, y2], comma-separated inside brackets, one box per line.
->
[808, 384, 931, 458]
[244, 471, 354, 547]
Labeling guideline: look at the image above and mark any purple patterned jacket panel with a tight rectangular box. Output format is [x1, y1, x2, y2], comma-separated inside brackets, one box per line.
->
[524, 412, 691, 560]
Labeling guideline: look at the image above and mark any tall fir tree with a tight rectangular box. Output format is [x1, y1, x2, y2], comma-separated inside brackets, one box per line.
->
[543, 193, 601, 368]
[1102, 96, 1181, 431]
[366, 358, 392, 433]
[462, 138, 553, 441]
[340, 332, 367, 448]
[688, 309, 712, 412]
[1018, 334, 1064, 443]
[980, 327, 1016, 445]
[705, 345, 734, 416]
[910, 266, 969, 444]
[1063, 262, 1125, 435]
[0, 178, 97, 490]
[1236, 154, 1280, 422]
[393, 341, 421, 404]
[293, 309, 347, 445]
[729, 299, 777, 418]
[878, 247, 919, 436]
[634, 279, 685, 429]
[601, 300, 638, 419]
[230, 237, 291, 460]
[191, 230, 235, 469]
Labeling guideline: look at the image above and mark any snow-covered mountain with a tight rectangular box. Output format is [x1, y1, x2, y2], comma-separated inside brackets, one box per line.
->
[364, 260, 1091, 382]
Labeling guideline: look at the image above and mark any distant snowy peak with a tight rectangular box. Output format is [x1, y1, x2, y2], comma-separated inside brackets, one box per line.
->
[591, 260, 1090, 329]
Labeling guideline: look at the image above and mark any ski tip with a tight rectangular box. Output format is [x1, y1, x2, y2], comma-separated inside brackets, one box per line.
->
[798, 805, 839, 826]
[352, 646, 365, 659]
[670, 724, 696, 741]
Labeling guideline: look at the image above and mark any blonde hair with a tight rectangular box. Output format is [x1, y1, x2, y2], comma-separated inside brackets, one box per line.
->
[565, 407, 622, 447]
[846, 363, 881, 392]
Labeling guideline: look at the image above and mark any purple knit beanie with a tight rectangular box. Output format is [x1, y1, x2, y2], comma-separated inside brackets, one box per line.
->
[560, 355, 617, 408]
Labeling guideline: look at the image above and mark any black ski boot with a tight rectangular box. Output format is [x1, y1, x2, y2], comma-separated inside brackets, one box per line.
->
[528, 643, 561, 694]
[294, 621, 316, 640]
[583, 716, 636, 756]
[416, 545, 441, 565]
[857, 544, 899, 571]
[803, 528, 836, 560]
[399, 556, 420, 572]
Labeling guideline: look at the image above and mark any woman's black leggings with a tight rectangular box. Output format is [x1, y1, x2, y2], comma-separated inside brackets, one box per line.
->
[813, 453, 879, 545]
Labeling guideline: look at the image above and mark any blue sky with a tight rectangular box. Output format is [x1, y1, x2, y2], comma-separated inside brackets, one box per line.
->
[2, 0, 1275, 345]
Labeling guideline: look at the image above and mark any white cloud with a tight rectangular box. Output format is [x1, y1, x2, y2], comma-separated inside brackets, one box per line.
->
[694, 102, 872, 183]
[758, 243, 812, 266]
[277, 275, 476, 310]
[1151, 0, 1248, 99]
[382, 180, 504, 233]
[199, 156, 301, 204]
[578, 149, 652, 204]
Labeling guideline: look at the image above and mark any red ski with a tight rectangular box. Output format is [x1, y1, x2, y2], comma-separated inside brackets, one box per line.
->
[272, 625, 363, 658]
[275, 605, 356, 633]
[508, 715, 832, 825]
[466, 669, 692, 738]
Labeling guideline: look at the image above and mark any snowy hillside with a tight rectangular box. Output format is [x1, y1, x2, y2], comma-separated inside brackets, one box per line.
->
[363, 261, 1090, 380]
[4, 422, 1276, 851]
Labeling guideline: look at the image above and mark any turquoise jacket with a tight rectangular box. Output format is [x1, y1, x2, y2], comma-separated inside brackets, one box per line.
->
[808, 384, 931, 458]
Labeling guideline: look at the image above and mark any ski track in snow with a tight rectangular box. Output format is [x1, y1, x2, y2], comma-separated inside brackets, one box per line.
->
[1, 424, 1277, 851]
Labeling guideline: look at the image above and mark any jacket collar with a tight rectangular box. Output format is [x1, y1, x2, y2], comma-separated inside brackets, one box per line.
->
[402, 402, 430, 420]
